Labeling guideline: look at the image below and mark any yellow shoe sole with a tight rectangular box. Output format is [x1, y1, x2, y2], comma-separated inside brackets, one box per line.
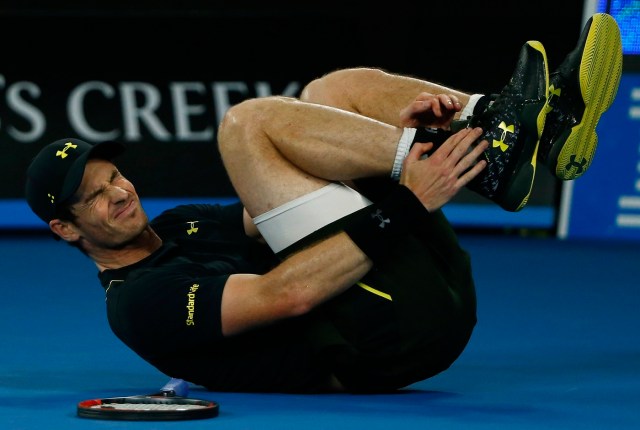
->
[555, 13, 623, 180]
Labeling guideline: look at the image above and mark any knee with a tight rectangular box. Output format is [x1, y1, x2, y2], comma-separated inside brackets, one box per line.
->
[217, 96, 294, 158]
[217, 97, 271, 156]
[218, 100, 246, 154]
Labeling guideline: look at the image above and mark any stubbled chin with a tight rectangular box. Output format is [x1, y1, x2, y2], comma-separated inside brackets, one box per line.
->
[109, 222, 150, 250]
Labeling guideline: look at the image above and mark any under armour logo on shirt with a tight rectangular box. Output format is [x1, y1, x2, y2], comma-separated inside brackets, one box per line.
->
[186, 221, 199, 235]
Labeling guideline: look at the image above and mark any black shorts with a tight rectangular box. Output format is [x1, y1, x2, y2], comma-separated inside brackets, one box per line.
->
[279, 181, 477, 393]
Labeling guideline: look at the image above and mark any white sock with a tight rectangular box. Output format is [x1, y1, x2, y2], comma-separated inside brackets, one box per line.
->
[391, 128, 416, 181]
[460, 94, 485, 120]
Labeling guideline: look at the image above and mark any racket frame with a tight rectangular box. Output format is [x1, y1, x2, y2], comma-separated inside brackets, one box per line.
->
[77, 394, 219, 421]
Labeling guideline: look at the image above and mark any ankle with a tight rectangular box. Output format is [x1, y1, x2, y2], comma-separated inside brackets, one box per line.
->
[460, 93, 498, 120]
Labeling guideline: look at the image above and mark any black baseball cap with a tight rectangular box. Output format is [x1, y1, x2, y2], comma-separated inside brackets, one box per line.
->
[25, 138, 126, 223]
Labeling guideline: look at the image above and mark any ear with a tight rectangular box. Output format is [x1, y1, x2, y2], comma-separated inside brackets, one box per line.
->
[49, 219, 80, 242]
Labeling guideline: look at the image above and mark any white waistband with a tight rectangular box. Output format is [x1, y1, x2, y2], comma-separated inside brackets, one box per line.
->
[252, 183, 373, 253]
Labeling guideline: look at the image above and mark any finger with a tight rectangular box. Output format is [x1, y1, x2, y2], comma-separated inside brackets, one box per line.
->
[436, 94, 462, 113]
[429, 98, 443, 118]
[468, 138, 489, 160]
[406, 141, 433, 161]
[413, 92, 435, 103]
[433, 127, 477, 159]
[399, 99, 433, 127]
[411, 99, 435, 116]
[457, 159, 487, 187]
[435, 94, 453, 112]
[450, 95, 462, 111]
[452, 138, 488, 177]
[450, 127, 483, 162]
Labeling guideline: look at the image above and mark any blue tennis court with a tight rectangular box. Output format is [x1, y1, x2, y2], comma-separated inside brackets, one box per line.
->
[2, 232, 638, 429]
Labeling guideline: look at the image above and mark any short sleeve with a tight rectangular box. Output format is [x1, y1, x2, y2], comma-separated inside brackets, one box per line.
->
[106, 270, 229, 351]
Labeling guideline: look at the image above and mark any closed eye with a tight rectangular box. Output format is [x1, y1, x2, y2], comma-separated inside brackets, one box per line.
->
[73, 168, 121, 209]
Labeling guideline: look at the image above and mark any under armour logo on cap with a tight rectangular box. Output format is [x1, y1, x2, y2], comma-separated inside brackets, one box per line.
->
[55, 142, 79, 159]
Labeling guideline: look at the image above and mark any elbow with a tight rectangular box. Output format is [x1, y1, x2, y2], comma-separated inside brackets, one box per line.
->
[273, 287, 317, 319]
[288, 294, 317, 318]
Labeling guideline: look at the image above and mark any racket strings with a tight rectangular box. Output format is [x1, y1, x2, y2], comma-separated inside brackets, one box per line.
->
[94, 402, 208, 411]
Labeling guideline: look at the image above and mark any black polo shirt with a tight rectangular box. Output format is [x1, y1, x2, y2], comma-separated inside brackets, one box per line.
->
[98, 202, 339, 393]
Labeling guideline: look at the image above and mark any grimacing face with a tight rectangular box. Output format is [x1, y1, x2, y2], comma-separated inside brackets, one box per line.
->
[65, 158, 149, 249]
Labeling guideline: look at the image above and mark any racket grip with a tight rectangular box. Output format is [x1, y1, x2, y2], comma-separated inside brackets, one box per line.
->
[160, 378, 190, 397]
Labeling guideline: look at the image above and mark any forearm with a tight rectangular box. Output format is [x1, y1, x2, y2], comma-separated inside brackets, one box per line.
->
[265, 232, 372, 312]
[222, 233, 371, 336]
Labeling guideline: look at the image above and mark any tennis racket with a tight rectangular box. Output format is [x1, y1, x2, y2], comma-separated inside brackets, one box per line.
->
[77, 378, 219, 421]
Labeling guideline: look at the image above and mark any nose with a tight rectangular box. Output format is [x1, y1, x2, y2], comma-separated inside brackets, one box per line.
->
[106, 185, 128, 202]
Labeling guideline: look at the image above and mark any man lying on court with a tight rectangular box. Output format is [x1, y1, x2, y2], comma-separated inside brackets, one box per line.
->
[24, 14, 621, 393]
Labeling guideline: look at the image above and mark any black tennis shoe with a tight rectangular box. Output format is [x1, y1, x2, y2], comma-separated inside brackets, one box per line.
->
[538, 13, 623, 180]
[465, 40, 549, 212]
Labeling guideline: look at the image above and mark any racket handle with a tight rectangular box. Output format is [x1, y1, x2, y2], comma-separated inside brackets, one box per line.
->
[160, 378, 190, 397]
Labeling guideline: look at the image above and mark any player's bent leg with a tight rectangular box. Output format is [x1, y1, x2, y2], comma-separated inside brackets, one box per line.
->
[218, 95, 400, 217]
[300, 67, 471, 127]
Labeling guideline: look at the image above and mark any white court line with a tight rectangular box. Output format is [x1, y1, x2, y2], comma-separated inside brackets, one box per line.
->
[616, 214, 640, 228]
[619, 195, 640, 209]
